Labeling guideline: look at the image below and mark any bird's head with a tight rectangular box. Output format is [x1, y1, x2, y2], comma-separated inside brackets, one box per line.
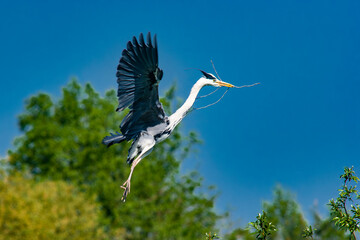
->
[199, 70, 234, 88]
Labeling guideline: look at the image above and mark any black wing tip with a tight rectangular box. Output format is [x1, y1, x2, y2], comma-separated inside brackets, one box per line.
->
[126, 41, 133, 51]
[146, 32, 152, 48]
[133, 32, 156, 43]
[138, 33, 145, 47]
[129, 32, 154, 49]
[125, 32, 158, 49]
[132, 36, 139, 47]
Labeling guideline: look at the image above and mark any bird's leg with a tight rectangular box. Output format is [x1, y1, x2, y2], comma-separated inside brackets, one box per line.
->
[120, 136, 155, 202]
[120, 156, 142, 202]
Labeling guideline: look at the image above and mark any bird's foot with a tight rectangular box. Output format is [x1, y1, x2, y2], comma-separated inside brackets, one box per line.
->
[120, 180, 131, 202]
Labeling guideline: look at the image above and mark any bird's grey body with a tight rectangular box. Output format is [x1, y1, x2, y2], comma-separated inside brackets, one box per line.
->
[126, 121, 171, 164]
[103, 33, 234, 201]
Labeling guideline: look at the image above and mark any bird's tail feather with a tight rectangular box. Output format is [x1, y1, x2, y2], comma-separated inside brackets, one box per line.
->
[102, 132, 126, 147]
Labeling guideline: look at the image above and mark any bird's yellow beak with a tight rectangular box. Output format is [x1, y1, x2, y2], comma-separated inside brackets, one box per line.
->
[217, 80, 234, 88]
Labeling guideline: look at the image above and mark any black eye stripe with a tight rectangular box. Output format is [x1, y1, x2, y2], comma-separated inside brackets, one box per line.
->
[200, 70, 216, 80]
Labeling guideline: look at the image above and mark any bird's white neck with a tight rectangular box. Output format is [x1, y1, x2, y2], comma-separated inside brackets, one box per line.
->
[168, 79, 205, 127]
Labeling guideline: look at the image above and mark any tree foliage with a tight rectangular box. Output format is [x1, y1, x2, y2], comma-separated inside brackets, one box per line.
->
[250, 210, 277, 240]
[8, 79, 220, 239]
[263, 186, 349, 240]
[4, 78, 358, 239]
[328, 167, 360, 239]
[263, 186, 308, 240]
[226, 186, 349, 240]
[301, 167, 360, 240]
[0, 174, 107, 240]
[309, 210, 348, 240]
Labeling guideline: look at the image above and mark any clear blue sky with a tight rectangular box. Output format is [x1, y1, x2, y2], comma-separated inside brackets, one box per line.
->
[1, 0, 359, 225]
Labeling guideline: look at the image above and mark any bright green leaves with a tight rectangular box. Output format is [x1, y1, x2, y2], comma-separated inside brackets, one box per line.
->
[328, 166, 360, 239]
[340, 167, 359, 183]
[249, 211, 276, 240]
[205, 232, 220, 240]
[302, 225, 315, 239]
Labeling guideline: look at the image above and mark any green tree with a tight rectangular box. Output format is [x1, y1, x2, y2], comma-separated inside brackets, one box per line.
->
[0, 174, 107, 240]
[262, 186, 307, 240]
[8, 79, 221, 239]
[225, 228, 253, 240]
[328, 167, 359, 239]
[250, 210, 277, 240]
[263, 186, 348, 240]
[303, 167, 359, 240]
[224, 187, 305, 240]
[310, 210, 348, 240]
[225, 186, 347, 240]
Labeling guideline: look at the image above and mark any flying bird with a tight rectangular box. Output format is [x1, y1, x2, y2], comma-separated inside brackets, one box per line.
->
[103, 32, 235, 201]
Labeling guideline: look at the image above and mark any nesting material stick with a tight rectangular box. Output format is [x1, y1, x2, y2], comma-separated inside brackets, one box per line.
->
[233, 82, 260, 88]
[193, 60, 260, 111]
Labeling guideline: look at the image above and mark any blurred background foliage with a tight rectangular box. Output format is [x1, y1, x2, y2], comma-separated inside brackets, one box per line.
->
[225, 186, 348, 240]
[0, 173, 107, 240]
[0, 79, 352, 239]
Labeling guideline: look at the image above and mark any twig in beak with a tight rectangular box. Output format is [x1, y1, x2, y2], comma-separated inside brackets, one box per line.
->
[233, 82, 260, 88]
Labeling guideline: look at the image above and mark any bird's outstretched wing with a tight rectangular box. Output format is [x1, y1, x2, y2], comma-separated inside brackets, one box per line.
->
[116, 32, 166, 139]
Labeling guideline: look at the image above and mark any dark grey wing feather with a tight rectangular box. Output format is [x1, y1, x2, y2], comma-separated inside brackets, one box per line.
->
[116, 32, 166, 139]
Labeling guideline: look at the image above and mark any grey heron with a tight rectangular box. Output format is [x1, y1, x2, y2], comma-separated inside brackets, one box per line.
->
[103, 32, 235, 201]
